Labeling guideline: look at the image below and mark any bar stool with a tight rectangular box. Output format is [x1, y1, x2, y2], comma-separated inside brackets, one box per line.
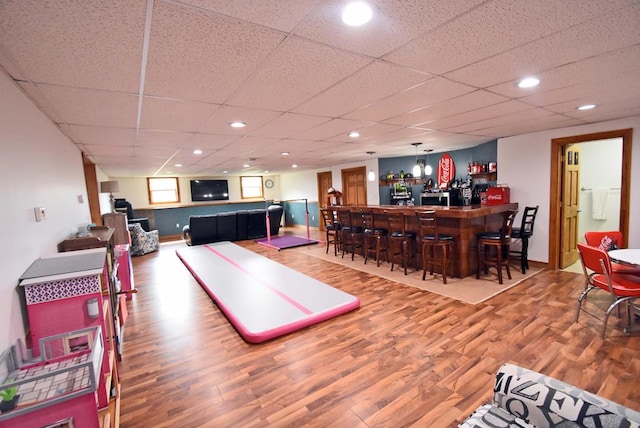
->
[415, 210, 454, 284]
[320, 208, 340, 256]
[476, 209, 518, 284]
[362, 209, 388, 266]
[336, 208, 363, 261]
[510, 205, 538, 273]
[385, 210, 416, 275]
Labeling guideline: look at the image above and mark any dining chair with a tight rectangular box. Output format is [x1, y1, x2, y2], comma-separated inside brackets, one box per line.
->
[476, 209, 518, 284]
[584, 230, 640, 277]
[509, 205, 538, 274]
[320, 208, 340, 256]
[415, 210, 454, 284]
[385, 210, 416, 275]
[575, 243, 640, 338]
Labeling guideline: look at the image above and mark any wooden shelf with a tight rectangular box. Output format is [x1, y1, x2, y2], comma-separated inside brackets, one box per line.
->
[379, 178, 424, 185]
[470, 171, 497, 180]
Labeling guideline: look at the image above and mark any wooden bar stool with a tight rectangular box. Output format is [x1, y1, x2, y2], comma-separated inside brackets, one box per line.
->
[415, 210, 454, 284]
[320, 208, 340, 256]
[477, 209, 518, 284]
[336, 208, 363, 261]
[362, 209, 388, 266]
[385, 210, 415, 275]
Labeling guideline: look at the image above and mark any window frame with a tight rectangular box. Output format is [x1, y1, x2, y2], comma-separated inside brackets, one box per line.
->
[240, 176, 264, 199]
[147, 177, 181, 205]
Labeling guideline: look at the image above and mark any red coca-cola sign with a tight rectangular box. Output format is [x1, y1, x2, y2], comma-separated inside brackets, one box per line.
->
[437, 153, 455, 188]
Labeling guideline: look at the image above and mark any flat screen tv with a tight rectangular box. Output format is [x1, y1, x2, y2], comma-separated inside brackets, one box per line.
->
[190, 179, 229, 202]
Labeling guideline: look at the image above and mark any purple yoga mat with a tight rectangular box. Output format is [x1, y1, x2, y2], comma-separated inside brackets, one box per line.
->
[256, 235, 319, 250]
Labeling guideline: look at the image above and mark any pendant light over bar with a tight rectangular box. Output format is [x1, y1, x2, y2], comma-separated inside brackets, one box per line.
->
[411, 142, 422, 177]
[366, 151, 376, 181]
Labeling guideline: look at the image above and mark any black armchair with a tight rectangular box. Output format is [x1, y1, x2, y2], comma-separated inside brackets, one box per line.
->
[114, 198, 150, 232]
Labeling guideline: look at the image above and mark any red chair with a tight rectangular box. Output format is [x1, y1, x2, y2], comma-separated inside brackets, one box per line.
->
[584, 231, 640, 276]
[575, 243, 640, 338]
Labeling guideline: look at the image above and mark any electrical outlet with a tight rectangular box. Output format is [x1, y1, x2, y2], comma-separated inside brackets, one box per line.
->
[34, 207, 46, 221]
[176, 223, 180, 228]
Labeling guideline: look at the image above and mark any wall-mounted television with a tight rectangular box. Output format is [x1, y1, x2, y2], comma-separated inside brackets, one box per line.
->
[190, 179, 229, 202]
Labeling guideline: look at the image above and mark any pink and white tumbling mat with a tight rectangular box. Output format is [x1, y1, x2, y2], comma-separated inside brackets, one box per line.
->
[176, 242, 360, 343]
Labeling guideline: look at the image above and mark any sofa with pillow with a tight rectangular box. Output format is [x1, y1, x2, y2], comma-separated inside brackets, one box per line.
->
[183, 205, 284, 246]
[459, 363, 640, 428]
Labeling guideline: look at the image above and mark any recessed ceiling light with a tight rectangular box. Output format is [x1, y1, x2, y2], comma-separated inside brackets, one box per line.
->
[193, 149, 202, 155]
[292, 164, 298, 168]
[222, 170, 228, 174]
[174, 163, 182, 167]
[281, 151, 290, 156]
[577, 104, 596, 110]
[230, 121, 246, 128]
[518, 77, 540, 88]
[349, 131, 360, 138]
[243, 164, 250, 168]
[342, 1, 373, 26]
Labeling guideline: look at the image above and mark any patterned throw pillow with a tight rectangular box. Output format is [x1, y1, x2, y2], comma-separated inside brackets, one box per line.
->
[598, 236, 619, 252]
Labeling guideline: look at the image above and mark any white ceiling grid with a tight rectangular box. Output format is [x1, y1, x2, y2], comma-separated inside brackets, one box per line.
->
[0, 0, 638, 177]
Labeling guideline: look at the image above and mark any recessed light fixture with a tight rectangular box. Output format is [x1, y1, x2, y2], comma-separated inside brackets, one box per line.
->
[243, 163, 250, 168]
[342, 1, 373, 26]
[222, 170, 228, 174]
[230, 121, 246, 128]
[577, 104, 596, 110]
[193, 149, 202, 155]
[349, 131, 360, 138]
[264, 170, 269, 174]
[281, 151, 290, 156]
[518, 77, 540, 88]
[292, 164, 298, 168]
[174, 163, 182, 167]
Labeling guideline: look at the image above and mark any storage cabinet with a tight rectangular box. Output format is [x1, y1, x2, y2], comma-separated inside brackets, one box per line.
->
[103, 213, 129, 246]
[17, 248, 121, 427]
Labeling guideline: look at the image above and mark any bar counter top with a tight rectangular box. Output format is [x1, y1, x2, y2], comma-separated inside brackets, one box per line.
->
[347, 203, 519, 219]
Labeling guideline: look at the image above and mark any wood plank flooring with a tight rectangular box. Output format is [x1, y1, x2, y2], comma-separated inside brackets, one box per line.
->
[118, 228, 640, 427]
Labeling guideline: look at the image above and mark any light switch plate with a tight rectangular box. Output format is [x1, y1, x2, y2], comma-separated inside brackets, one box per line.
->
[34, 207, 46, 221]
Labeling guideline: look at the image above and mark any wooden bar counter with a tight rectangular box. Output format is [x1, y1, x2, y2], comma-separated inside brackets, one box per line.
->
[343, 203, 519, 278]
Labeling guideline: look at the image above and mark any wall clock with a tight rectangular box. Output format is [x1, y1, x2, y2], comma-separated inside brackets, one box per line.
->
[265, 179, 274, 189]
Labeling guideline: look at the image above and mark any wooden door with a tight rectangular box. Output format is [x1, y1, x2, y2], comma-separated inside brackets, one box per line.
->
[341, 166, 367, 206]
[317, 171, 332, 231]
[560, 144, 580, 268]
[83, 153, 102, 225]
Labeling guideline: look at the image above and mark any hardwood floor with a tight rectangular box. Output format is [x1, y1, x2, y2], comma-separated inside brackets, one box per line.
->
[119, 228, 640, 427]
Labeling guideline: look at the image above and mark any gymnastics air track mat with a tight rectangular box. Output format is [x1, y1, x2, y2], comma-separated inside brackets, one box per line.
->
[176, 241, 360, 343]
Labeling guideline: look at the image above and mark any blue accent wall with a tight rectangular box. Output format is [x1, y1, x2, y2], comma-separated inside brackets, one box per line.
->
[378, 140, 497, 205]
[282, 201, 319, 228]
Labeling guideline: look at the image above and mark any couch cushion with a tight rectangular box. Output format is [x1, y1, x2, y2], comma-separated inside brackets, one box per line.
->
[217, 211, 238, 242]
[236, 210, 249, 240]
[189, 215, 218, 246]
[247, 209, 267, 239]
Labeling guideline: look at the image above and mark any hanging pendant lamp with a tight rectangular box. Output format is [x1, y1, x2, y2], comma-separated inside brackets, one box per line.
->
[366, 151, 376, 181]
[424, 149, 433, 175]
[411, 142, 422, 177]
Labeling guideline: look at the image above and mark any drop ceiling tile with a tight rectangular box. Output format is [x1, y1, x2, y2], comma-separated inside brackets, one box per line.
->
[325, 122, 402, 142]
[65, 125, 137, 147]
[444, 3, 640, 88]
[198, 105, 283, 135]
[177, 0, 321, 32]
[140, 97, 220, 132]
[0, 0, 145, 92]
[293, 61, 431, 117]
[83, 144, 135, 157]
[293, 0, 486, 58]
[34, 84, 138, 127]
[444, 108, 555, 133]
[186, 133, 241, 151]
[384, 0, 630, 75]
[345, 77, 476, 122]
[144, 1, 285, 103]
[292, 118, 372, 141]
[424, 100, 534, 131]
[385, 90, 510, 128]
[228, 37, 372, 111]
[137, 130, 195, 148]
[252, 112, 329, 139]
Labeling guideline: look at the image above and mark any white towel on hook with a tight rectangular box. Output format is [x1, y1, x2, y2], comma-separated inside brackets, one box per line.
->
[592, 187, 608, 220]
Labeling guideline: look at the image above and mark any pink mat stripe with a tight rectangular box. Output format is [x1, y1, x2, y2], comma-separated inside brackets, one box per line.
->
[204, 244, 312, 315]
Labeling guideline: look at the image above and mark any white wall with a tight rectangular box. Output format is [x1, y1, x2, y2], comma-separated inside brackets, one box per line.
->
[499, 116, 640, 264]
[0, 72, 91, 350]
[578, 138, 622, 238]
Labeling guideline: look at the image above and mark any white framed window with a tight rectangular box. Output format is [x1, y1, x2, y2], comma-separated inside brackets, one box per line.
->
[240, 176, 263, 199]
[147, 177, 180, 204]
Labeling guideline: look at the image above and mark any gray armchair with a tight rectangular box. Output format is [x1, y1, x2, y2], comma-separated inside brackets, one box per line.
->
[128, 222, 159, 256]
